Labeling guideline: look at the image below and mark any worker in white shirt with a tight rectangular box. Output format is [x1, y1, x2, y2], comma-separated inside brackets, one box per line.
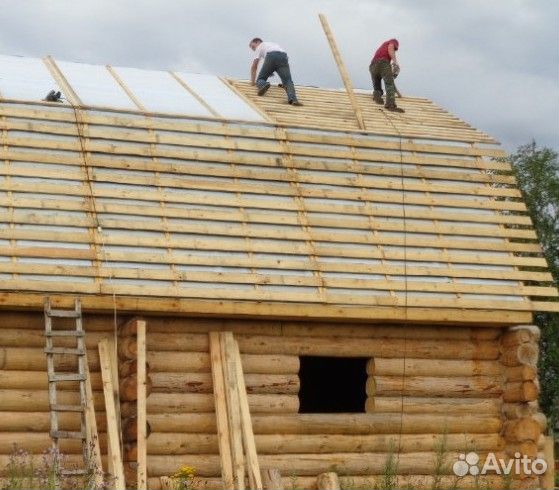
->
[249, 37, 302, 106]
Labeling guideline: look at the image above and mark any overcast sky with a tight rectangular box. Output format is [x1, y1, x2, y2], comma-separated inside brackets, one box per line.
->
[0, 0, 557, 152]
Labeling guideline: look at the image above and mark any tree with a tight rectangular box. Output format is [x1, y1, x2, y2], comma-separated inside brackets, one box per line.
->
[508, 141, 559, 425]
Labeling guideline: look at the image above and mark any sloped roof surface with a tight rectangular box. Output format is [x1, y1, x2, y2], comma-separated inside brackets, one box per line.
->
[0, 54, 556, 322]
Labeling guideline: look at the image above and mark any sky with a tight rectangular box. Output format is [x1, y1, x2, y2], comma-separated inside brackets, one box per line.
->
[0, 0, 557, 152]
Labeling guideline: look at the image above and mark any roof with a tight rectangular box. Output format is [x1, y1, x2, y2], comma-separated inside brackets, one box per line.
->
[0, 54, 556, 323]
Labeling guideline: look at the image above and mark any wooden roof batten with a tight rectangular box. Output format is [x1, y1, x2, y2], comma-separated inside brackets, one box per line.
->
[0, 55, 556, 323]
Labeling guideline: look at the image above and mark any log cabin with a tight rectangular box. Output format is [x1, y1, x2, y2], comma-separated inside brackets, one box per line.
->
[0, 54, 557, 489]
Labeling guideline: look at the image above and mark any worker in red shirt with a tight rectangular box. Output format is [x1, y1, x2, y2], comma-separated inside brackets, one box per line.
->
[370, 39, 404, 113]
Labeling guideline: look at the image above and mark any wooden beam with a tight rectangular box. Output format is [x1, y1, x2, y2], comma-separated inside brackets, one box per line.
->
[169, 71, 221, 117]
[136, 319, 148, 490]
[209, 332, 234, 489]
[98, 339, 126, 490]
[231, 334, 262, 490]
[221, 333, 245, 489]
[42, 56, 82, 107]
[84, 352, 103, 487]
[106, 65, 146, 112]
[318, 14, 365, 130]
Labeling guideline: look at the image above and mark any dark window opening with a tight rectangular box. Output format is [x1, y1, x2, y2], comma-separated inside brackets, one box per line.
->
[298, 356, 368, 413]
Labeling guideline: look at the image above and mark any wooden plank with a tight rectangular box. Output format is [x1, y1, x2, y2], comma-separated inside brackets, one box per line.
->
[98, 339, 126, 490]
[318, 14, 365, 130]
[84, 352, 103, 484]
[170, 72, 221, 117]
[106, 65, 146, 112]
[136, 319, 147, 490]
[220, 333, 245, 489]
[209, 332, 234, 489]
[0, 104, 506, 159]
[0, 291, 535, 323]
[42, 56, 83, 107]
[230, 335, 263, 490]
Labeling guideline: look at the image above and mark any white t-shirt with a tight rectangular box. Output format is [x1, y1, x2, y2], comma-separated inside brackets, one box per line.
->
[253, 41, 286, 61]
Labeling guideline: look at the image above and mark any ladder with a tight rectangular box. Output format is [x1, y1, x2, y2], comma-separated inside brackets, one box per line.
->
[44, 297, 90, 483]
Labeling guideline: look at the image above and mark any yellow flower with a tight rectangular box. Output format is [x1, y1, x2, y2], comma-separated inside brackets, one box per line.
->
[172, 465, 196, 480]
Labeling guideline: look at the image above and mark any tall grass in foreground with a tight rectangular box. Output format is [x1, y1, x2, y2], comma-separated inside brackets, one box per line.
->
[2, 443, 108, 490]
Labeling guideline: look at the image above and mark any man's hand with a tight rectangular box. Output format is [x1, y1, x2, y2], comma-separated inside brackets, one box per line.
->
[250, 59, 259, 86]
[392, 62, 400, 78]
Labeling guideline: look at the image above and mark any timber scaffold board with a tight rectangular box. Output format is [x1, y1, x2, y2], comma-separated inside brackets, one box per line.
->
[0, 97, 556, 323]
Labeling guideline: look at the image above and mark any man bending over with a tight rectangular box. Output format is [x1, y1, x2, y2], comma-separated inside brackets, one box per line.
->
[370, 38, 404, 113]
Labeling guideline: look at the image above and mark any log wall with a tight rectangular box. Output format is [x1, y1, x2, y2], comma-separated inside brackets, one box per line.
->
[0, 312, 547, 489]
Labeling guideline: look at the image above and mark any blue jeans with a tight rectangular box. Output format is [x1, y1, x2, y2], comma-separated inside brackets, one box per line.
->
[256, 51, 298, 102]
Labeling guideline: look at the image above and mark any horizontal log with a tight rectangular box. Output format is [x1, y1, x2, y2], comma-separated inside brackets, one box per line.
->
[146, 474, 507, 490]
[369, 358, 503, 377]
[0, 328, 111, 348]
[369, 397, 501, 415]
[277, 323, 502, 340]
[0, 370, 103, 391]
[0, 347, 298, 375]
[0, 431, 107, 454]
[505, 441, 539, 459]
[503, 381, 539, 403]
[503, 418, 541, 443]
[501, 326, 540, 346]
[147, 413, 502, 434]
[0, 347, 100, 371]
[148, 333, 500, 360]
[500, 343, 538, 367]
[0, 411, 107, 432]
[502, 401, 539, 419]
[145, 393, 299, 414]
[143, 319, 502, 340]
[146, 451, 501, 477]
[150, 372, 299, 394]
[146, 432, 503, 455]
[505, 365, 537, 382]
[0, 389, 104, 412]
[148, 351, 300, 374]
[370, 376, 502, 397]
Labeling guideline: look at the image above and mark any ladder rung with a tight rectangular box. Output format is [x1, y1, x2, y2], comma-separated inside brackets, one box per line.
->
[61, 469, 88, 476]
[49, 374, 86, 382]
[46, 309, 81, 318]
[45, 330, 85, 337]
[51, 403, 85, 412]
[44, 347, 85, 355]
[51, 430, 86, 440]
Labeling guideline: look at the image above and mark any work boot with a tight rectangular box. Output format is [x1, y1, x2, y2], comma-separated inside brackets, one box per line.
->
[373, 92, 384, 105]
[385, 102, 405, 113]
[289, 99, 303, 106]
[257, 82, 271, 96]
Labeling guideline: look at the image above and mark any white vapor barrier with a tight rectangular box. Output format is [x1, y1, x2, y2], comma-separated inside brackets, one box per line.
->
[111, 66, 212, 116]
[55, 61, 137, 110]
[0, 55, 58, 100]
[176, 72, 264, 121]
[0, 54, 266, 123]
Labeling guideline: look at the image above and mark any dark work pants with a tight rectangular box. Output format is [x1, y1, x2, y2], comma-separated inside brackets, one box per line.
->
[256, 51, 298, 102]
[369, 59, 396, 106]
